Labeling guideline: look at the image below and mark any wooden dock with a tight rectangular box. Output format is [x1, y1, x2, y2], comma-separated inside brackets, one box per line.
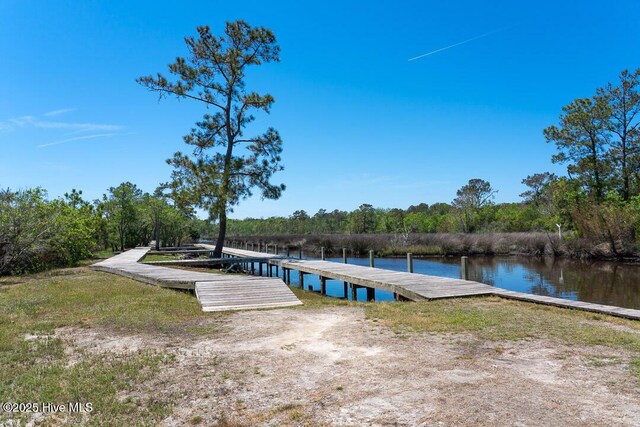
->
[91, 247, 302, 312]
[211, 245, 640, 321]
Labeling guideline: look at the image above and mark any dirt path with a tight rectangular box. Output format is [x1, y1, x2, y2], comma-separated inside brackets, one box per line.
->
[58, 307, 640, 426]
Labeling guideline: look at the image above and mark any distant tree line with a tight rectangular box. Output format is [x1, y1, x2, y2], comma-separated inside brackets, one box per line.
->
[0, 183, 203, 275]
[222, 177, 556, 237]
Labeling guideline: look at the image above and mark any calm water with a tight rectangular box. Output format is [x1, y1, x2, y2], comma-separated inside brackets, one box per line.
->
[271, 255, 640, 309]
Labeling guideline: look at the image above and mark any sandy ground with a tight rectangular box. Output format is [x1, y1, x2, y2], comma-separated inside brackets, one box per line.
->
[55, 307, 640, 426]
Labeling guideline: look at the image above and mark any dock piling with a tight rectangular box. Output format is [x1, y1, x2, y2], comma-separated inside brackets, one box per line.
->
[407, 253, 413, 273]
[369, 250, 375, 268]
[461, 256, 469, 280]
[366, 287, 375, 301]
[342, 248, 348, 297]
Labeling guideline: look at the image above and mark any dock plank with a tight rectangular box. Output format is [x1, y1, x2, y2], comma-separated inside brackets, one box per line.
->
[91, 247, 302, 312]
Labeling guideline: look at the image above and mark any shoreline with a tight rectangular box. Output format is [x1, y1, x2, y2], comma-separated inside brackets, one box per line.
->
[222, 232, 640, 261]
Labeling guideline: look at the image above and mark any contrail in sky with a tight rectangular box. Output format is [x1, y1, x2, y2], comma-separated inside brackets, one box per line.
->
[37, 133, 117, 148]
[408, 27, 509, 61]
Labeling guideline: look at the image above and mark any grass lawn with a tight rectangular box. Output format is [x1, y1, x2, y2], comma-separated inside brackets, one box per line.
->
[0, 268, 223, 426]
[140, 253, 185, 262]
[1, 266, 640, 425]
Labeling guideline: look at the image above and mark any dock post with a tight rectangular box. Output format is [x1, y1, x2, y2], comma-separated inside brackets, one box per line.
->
[299, 271, 304, 288]
[366, 287, 375, 302]
[461, 256, 469, 280]
[342, 248, 348, 298]
[286, 246, 291, 257]
[251, 261, 255, 275]
[407, 253, 413, 273]
[259, 262, 263, 276]
[321, 247, 325, 260]
[351, 284, 358, 301]
[298, 245, 302, 259]
[320, 276, 326, 295]
[369, 250, 375, 268]
[275, 244, 279, 256]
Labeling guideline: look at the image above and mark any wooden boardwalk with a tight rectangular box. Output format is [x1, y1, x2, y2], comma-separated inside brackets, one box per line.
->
[215, 245, 640, 321]
[91, 248, 302, 312]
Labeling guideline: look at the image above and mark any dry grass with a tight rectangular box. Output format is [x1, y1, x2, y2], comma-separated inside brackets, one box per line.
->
[230, 232, 556, 257]
[230, 232, 636, 259]
[364, 297, 640, 355]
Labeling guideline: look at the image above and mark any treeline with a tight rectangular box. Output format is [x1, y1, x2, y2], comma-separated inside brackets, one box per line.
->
[0, 182, 202, 275]
[226, 69, 640, 258]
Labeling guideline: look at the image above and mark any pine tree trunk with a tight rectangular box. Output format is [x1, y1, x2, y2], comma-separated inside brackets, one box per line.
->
[214, 211, 226, 258]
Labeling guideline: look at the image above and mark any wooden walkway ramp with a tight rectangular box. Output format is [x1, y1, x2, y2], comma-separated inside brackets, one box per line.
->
[91, 248, 302, 312]
[215, 246, 640, 321]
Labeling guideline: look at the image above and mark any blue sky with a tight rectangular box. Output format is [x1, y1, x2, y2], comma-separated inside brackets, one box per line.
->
[1, 0, 639, 219]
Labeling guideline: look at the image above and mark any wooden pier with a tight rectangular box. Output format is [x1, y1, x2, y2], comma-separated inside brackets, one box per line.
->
[92, 243, 640, 320]
[91, 247, 302, 312]
[209, 245, 640, 321]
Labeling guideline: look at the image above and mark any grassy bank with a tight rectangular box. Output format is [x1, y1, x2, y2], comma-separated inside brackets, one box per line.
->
[227, 232, 639, 259]
[2, 267, 640, 424]
[0, 268, 223, 426]
[289, 287, 640, 369]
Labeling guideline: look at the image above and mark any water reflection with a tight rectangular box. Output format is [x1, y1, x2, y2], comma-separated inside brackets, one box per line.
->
[436, 256, 640, 309]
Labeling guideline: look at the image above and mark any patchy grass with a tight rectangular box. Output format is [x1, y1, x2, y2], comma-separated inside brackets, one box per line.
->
[91, 249, 116, 259]
[365, 296, 640, 381]
[0, 268, 224, 425]
[289, 285, 359, 308]
[632, 358, 640, 377]
[293, 284, 640, 373]
[141, 253, 185, 262]
[0, 268, 222, 333]
[365, 297, 640, 350]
